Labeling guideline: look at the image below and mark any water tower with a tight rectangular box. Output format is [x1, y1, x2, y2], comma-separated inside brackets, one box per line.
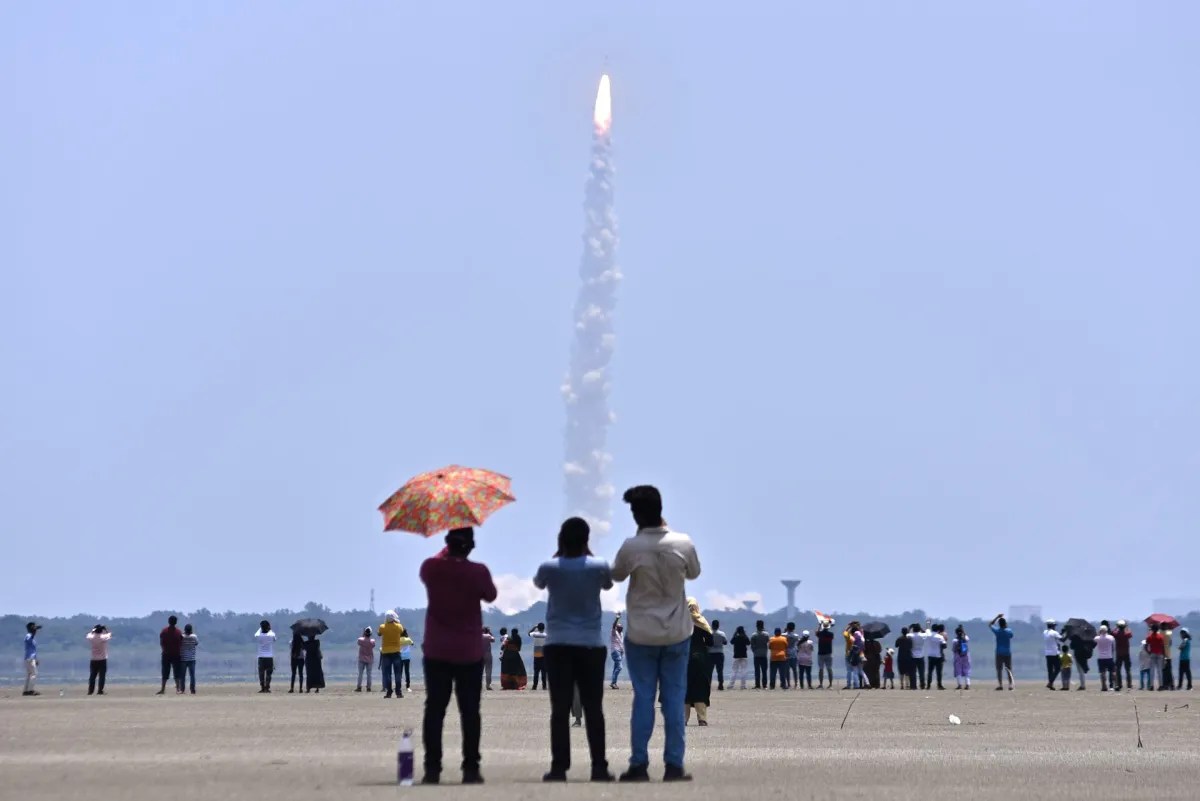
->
[742, 600, 757, 613]
[781, 580, 801, 622]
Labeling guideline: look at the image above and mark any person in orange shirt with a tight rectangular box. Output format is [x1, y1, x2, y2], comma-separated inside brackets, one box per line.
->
[768, 628, 790, 690]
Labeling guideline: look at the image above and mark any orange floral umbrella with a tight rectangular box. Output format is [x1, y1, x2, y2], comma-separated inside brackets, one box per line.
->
[379, 465, 515, 536]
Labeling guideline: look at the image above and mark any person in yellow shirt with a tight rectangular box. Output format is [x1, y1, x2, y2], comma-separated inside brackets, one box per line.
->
[1059, 645, 1073, 691]
[768, 628, 790, 689]
[378, 610, 406, 699]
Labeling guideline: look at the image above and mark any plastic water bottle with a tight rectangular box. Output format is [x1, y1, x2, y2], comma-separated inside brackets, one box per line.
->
[397, 730, 414, 786]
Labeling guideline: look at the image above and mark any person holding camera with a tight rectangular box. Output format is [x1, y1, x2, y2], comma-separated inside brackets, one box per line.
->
[86, 624, 112, 695]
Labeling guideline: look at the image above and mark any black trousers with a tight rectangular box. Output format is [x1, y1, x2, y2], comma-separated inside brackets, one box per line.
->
[753, 656, 769, 688]
[532, 656, 546, 689]
[928, 656, 944, 687]
[1114, 655, 1132, 688]
[258, 657, 274, 689]
[401, 658, 412, 688]
[545, 645, 607, 773]
[423, 659, 483, 776]
[88, 659, 107, 694]
[769, 660, 788, 689]
[1180, 660, 1192, 690]
[290, 657, 305, 691]
[1045, 654, 1061, 685]
[709, 653, 725, 689]
[914, 658, 927, 689]
[161, 656, 182, 689]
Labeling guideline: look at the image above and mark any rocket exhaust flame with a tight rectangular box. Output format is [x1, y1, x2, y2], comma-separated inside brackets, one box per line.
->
[563, 73, 620, 535]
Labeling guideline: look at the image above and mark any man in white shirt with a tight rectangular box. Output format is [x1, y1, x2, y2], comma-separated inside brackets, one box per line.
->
[926, 624, 948, 690]
[611, 485, 701, 784]
[1094, 624, 1117, 692]
[1043, 620, 1063, 690]
[908, 624, 928, 690]
[254, 620, 277, 693]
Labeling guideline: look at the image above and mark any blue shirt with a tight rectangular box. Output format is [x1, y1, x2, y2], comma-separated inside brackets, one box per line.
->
[1180, 638, 1191, 661]
[991, 625, 1013, 656]
[24, 633, 37, 660]
[533, 556, 614, 648]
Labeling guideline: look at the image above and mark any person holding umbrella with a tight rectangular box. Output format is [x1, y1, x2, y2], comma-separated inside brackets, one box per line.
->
[304, 634, 325, 693]
[289, 630, 305, 693]
[419, 527, 498, 785]
[863, 628, 883, 689]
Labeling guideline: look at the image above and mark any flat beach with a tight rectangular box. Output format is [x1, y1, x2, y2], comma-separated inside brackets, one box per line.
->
[2, 683, 1196, 800]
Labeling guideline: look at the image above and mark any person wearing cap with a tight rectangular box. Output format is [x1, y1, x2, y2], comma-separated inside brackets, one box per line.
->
[1043, 620, 1063, 690]
[1094, 625, 1116, 691]
[1138, 639, 1152, 690]
[883, 647, 896, 689]
[1112, 620, 1134, 690]
[23, 622, 41, 696]
[86, 624, 113, 696]
[419, 527, 498, 785]
[610, 484, 701, 784]
[378, 611, 405, 699]
[1178, 628, 1192, 691]
[796, 629, 814, 689]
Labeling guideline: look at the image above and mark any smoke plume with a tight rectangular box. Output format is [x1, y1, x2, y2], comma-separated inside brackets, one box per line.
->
[562, 75, 621, 536]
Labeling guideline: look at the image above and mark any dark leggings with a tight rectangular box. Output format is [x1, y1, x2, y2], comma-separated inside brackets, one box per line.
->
[401, 659, 412, 688]
[290, 657, 305, 691]
[1180, 660, 1192, 689]
[798, 664, 813, 688]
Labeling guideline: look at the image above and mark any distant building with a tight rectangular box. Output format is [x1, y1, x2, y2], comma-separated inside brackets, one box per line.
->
[1008, 605, 1042, 624]
[1152, 598, 1200, 616]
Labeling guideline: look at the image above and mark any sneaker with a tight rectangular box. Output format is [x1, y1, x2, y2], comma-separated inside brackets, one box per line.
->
[461, 770, 484, 785]
[543, 771, 568, 783]
[663, 765, 692, 783]
[619, 766, 650, 783]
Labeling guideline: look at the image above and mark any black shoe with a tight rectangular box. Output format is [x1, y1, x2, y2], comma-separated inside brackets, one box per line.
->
[698, 720, 709, 727]
[663, 765, 692, 782]
[461, 770, 484, 785]
[591, 767, 615, 783]
[396, 693, 403, 699]
[421, 775, 440, 786]
[384, 691, 393, 698]
[619, 766, 650, 783]
[543, 771, 568, 783]
[355, 687, 362, 692]
[288, 689, 295, 693]
[572, 719, 582, 727]
[97, 691, 106, 695]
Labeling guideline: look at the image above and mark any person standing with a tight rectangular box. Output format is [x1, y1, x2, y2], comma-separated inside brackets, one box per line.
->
[768, 627, 789, 689]
[952, 625, 971, 690]
[1178, 628, 1192, 691]
[86, 624, 112, 696]
[895, 629, 914, 690]
[304, 634, 325, 693]
[749, 621, 770, 690]
[684, 600, 714, 725]
[254, 620, 276, 693]
[816, 622, 835, 689]
[158, 616, 184, 695]
[610, 485, 701, 783]
[533, 517, 615, 782]
[482, 628, 496, 691]
[1162, 626, 1176, 691]
[864, 632, 882, 689]
[729, 625, 751, 690]
[883, 648, 896, 689]
[1094, 625, 1116, 692]
[500, 628, 527, 690]
[708, 619, 728, 692]
[609, 617, 625, 689]
[1113, 620, 1134, 691]
[378, 611, 405, 699]
[1139, 640, 1152, 689]
[908, 623, 927, 690]
[289, 631, 306, 694]
[1059, 644, 1073, 690]
[399, 625, 416, 693]
[356, 628, 376, 692]
[797, 630, 815, 689]
[1042, 620, 1063, 690]
[23, 622, 41, 696]
[927, 624, 947, 690]
[991, 614, 1014, 690]
[784, 622, 801, 689]
[1071, 631, 1094, 690]
[1146, 624, 1166, 690]
[180, 624, 198, 695]
[529, 622, 549, 690]
[420, 527, 498, 785]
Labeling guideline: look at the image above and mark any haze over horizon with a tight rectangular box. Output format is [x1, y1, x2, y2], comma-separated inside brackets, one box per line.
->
[3, 3, 1197, 622]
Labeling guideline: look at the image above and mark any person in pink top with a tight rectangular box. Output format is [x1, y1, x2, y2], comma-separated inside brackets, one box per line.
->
[86, 624, 112, 696]
[356, 627, 376, 692]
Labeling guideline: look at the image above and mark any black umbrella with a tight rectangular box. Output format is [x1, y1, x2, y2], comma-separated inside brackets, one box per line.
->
[1062, 618, 1096, 641]
[291, 618, 329, 637]
[863, 622, 891, 640]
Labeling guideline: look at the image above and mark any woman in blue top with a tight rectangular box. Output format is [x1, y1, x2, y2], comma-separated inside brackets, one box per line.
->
[990, 614, 1014, 690]
[532, 517, 615, 783]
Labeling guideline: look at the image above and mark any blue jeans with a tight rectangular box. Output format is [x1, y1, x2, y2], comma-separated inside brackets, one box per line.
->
[611, 650, 624, 685]
[381, 652, 403, 695]
[625, 638, 689, 769]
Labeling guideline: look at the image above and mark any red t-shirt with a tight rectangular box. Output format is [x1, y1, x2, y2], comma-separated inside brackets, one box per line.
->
[160, 626, 183, 659]
[1146, 632, 1165, 656]
[420, 553, 498, 663]
[1113, 629, 1133, 658]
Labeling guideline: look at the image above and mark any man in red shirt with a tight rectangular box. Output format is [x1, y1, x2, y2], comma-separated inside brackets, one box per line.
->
[1146, 624, 1166, 690]
[1112, 620, 1134, 691]
[419, 528, 498, 785]
[157, 616, 184, 695]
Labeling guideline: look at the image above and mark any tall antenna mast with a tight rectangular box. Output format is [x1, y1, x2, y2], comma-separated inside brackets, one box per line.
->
[369, 588, 376, 615]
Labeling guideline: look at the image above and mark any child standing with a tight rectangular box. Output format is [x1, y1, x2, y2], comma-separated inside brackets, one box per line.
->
[1059, 644, 1073, 691]
[953, 625, 971, 690]
[1139, 640, 1152, 690]
[883, 648, 895, 689]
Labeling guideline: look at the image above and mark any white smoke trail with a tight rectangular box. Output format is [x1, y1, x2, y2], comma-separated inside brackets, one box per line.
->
[562, 75, 621, 536]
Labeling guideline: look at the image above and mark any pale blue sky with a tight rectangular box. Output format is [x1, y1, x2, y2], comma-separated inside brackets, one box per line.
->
[3, 3, 1197, 620]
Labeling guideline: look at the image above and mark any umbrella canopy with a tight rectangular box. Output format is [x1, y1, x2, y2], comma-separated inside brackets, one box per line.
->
[1145, 613, 1180, 630]
[379, 465, 515, 536]
[1063, 618, 1097, 641]
[862, 622, 891, 640]
[291, 618, 328, 637]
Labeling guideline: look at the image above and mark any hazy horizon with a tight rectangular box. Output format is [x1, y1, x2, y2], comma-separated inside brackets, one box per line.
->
[3, 3, 1197, 622]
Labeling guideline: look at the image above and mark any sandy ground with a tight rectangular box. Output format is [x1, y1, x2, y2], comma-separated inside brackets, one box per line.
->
[1, 682, 1196, 800]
